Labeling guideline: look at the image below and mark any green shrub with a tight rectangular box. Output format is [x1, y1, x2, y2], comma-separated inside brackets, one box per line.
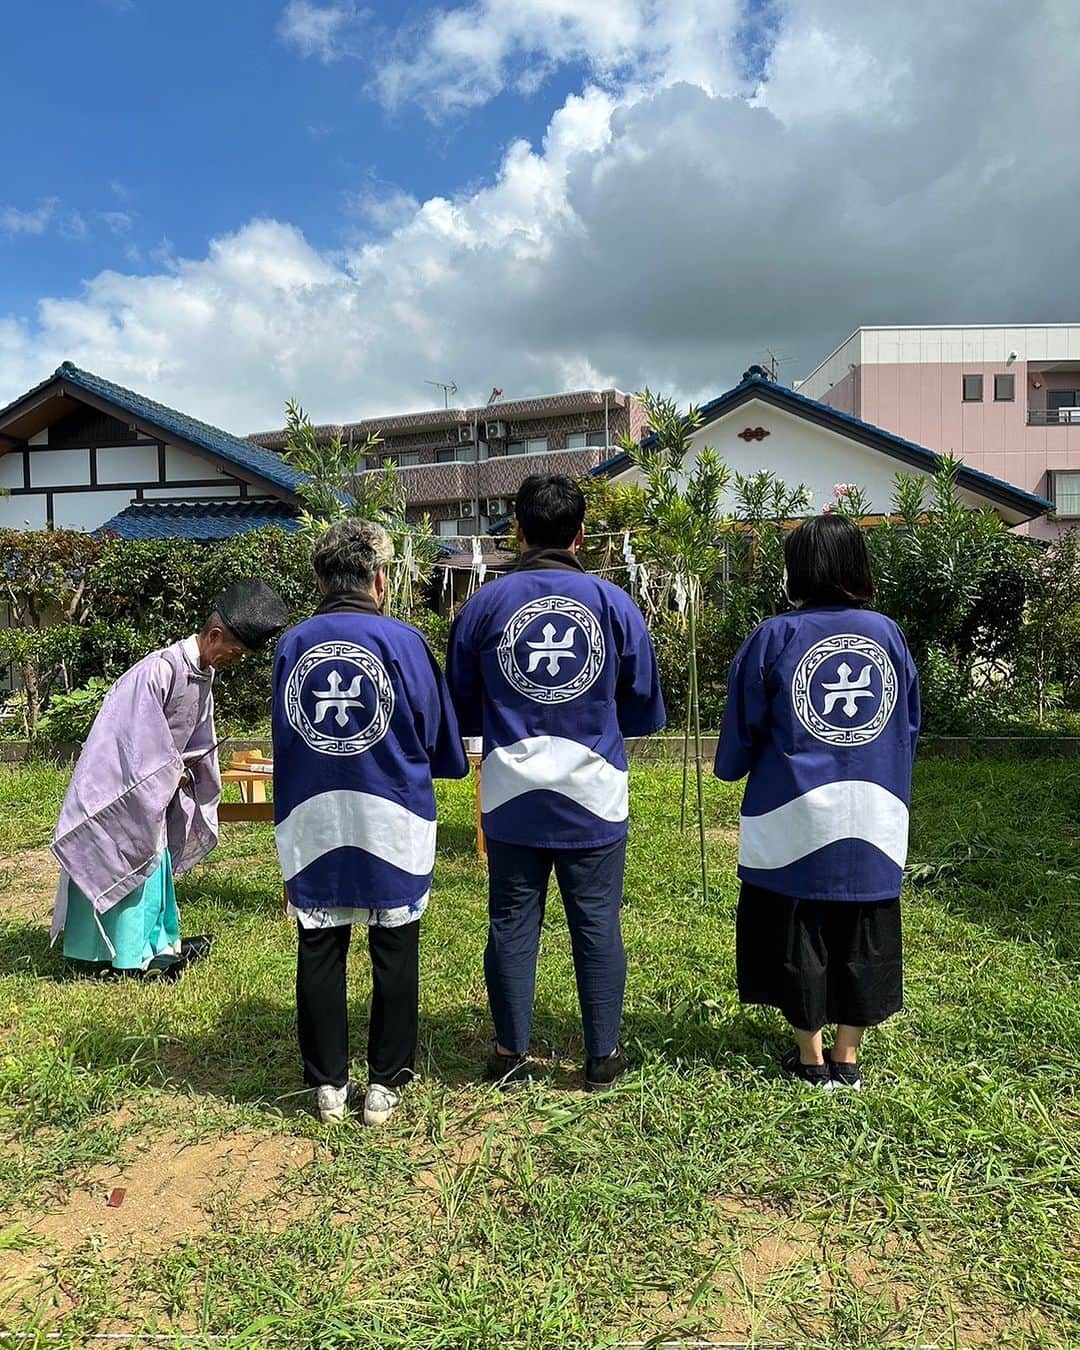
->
[37, 677, 113, 746]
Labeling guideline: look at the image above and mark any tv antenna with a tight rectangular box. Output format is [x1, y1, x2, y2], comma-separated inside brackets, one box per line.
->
[761, 348, 792, 383]
[425, 379, 458, 408]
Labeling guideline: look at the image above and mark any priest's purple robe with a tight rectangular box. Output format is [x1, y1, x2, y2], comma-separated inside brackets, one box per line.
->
[50, 640, 221, 934]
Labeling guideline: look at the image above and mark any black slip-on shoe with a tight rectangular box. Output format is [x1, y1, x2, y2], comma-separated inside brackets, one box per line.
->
[485, 1049, 532, 1090]
[180, 934, 213, 963]
[780, 1048, 833, 1090]
[827, 1055, 863, 1091]
[584, 1046, 628, 1093]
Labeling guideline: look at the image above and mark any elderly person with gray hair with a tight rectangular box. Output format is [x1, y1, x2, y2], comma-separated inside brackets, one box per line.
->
[272, 519, 467, 1126]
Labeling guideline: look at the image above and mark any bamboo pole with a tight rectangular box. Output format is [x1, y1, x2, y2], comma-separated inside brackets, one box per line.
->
[680, 678, 692, 832]
[687, 587, 709, 903]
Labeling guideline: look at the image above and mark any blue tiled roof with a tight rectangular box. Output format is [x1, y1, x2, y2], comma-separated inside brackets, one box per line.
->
[591, 374, 1053, 519]
[99, 499, 302, 541]
[52, 363, 305, 497]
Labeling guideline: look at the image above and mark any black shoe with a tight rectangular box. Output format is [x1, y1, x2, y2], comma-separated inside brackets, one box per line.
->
[584, 1046, 628, 1093]
[180, 934, 213, 963]
[144, 953, 185, 981]
[827, 1055, 863, 1091]
[485, 1049, 532, 1090]
[780, 1048, 832, 1089]
[144, 935, 214, 983]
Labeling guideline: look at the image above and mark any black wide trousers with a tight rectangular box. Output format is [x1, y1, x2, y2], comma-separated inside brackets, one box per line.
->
[296, 920, 419, 1091]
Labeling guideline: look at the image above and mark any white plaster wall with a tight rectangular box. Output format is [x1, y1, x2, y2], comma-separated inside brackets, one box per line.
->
[28, 429, 48, 446]
[29, 448, 90, 488]
[96, 444, 160, 483]
[52, 490, 136, 533]
[614, 398, 1026, 522]
[166, 444, 220, 481]
[0, 494, 47, 529]
[0, 452, 23, 489]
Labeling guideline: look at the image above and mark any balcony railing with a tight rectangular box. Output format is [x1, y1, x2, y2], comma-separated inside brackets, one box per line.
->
[1027, 407, 1080, 426]
[349, 445, 614, 508]
[363, 443, 618, 472]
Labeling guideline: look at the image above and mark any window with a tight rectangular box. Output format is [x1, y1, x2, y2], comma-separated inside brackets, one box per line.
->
[506, 438, 548, 456]
[994, 374, 1015, 402]
[566, 431, 608, 449]
[398, 451, 421, 467]
[1052, 470, 1080, 518]
[962, 374, 983, 402]
[437, 519, 460, 538]
[436, 446, 476, 463]
[1048, 390, 1080, 422]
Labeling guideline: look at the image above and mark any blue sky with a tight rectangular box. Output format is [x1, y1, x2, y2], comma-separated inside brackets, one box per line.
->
[1, 1, 1077, 429]
[1, 0, 584, 314]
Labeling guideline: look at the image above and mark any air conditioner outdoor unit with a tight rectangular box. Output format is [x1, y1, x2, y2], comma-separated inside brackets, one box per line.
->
[458, 425, 476, 443]
[486, 497, 509, 516]
[460, 501, 476, 518]
[484, 420, 507, 440]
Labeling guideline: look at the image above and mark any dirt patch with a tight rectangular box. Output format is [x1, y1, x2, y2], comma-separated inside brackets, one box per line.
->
[0, 847, 58, 923]
[19, 1129, 316, 1261]
[705, 826, 739, 846]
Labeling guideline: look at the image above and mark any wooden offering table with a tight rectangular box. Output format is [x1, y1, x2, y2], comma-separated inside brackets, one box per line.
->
[218, 750, 274, 824]
[217, 750, 488, 859]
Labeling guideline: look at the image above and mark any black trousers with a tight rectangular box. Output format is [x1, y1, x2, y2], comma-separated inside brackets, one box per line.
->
[485, 837, 627, 1059]
[736, 883, 903, 1032]
[296, 920, 419, 1091]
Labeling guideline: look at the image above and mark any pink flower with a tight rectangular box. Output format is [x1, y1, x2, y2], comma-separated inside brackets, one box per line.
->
[821, 504, 835, 514]
[832, 482, 854, 499]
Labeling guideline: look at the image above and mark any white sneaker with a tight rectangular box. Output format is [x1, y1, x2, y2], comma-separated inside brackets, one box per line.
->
[316, 1083, 350, 1124]
[363, 1084, 401, 1127]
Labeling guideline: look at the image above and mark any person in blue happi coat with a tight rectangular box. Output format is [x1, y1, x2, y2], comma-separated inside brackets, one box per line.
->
[272, 520, 468, 1127]
[715, 513, 921, 1090]
[446, 475, 666, 1091]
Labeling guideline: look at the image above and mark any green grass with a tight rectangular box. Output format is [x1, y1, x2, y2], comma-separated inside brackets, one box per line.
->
[0, 756, 1077, 1347]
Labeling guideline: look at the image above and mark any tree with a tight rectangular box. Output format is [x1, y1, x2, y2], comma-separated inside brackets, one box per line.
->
[0, 529, 103, 736]
[1019, 532, 1080, 723]
[623, 390, 734, 902]
[278, 400, 439, 616]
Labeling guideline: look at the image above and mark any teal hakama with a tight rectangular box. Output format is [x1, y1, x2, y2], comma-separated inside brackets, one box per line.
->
[61, 852, 181, 970]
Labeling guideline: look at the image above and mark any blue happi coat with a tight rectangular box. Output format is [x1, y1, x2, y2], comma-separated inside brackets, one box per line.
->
[272, 597, 468, 912]
[715, 605, 921, 901]
[446, 550, 666, 849]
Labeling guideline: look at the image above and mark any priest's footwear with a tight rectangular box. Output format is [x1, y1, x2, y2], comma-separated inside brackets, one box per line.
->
[316, 1083, 351, 1124]
[180, 934, 213, 963]
[363, 1084, 401, 1127]
[584, 1046, 628, 1093]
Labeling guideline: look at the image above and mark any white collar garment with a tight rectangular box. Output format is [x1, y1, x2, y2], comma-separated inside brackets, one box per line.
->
[181, 635, 214, 680]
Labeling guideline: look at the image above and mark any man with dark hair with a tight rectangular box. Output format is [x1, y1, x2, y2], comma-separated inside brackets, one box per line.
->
[272, 519, 468, 1126]
[446, 474, 665, 1091]
[51, 579, 289, 980]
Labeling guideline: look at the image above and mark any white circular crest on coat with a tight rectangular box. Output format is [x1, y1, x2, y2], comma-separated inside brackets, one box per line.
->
[284, 640, 395, 756]
[791, 633, 898, 747]
[497, 595, 605, 705]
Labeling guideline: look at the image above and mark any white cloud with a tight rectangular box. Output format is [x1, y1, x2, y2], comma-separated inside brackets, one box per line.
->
[277, 1, 363, 63]
[1, 199, 58, 236]
[375, 0, 747, 118]
[3, 0, 1080, 437]
[345, 184, 423, 234]
[101, 210, 136, 235]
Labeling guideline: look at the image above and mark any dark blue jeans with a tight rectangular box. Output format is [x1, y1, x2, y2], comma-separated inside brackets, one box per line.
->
[485, 837, 628, 1059]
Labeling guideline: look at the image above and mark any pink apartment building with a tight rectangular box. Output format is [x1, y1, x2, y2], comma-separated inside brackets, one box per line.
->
[797, 325, 1080, 537]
